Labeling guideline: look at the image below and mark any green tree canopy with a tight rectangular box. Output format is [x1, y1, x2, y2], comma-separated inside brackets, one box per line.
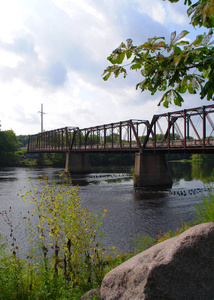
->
[17, 135, 29, 148]
[0, 130, 19, 152]
[102, 0, 214, 107]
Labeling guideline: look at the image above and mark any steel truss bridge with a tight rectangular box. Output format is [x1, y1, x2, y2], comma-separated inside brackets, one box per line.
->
[28, 104, 214, 154]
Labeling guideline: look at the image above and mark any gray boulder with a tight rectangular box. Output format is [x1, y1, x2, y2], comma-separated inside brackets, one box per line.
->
[100, 222, 214, 300]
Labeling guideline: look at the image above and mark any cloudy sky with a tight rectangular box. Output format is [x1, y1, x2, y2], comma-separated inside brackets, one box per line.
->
[0, 0, 207, 135]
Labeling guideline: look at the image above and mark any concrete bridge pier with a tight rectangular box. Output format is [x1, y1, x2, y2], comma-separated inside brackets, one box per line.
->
[65, 152, 92, 174]
[134, 152, 172, 189]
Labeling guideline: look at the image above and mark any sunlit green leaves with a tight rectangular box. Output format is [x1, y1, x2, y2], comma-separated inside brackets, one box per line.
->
[102, 65, 127, 81]
[158, 89, 184, 107]
[102, 0, 214, 107]
[187, 0, 214, 28]
[176, 74, 204, 95]
[130, 63, 142, 70]
[107, 51, 126, 65]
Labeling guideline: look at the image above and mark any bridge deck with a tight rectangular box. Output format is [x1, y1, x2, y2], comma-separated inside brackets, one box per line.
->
[28, 139, 214, 153]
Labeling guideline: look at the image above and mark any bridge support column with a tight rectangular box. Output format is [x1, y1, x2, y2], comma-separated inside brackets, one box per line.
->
[134, 152, 172, 189]
[65, 152, 92, 174]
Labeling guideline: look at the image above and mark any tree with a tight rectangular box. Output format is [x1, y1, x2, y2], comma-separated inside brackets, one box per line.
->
[17, 135, 29, 149]
[0, 130, 20, 166]
[102, 0, 214, 107]
[0, 130, 19, 152]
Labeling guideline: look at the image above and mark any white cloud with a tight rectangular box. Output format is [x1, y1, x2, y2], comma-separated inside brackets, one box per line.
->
[0, 1, 28, 42]
[53, 0, 104, 21]
[134, 0, 188, 26]
[166, 3, 188, 26]
[0, 0, 205, 136]
[0, 50, 23, 68]
[135, 0, 166, 24]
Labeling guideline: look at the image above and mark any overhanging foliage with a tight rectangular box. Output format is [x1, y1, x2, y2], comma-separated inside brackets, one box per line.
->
[102, 0, 214, 107]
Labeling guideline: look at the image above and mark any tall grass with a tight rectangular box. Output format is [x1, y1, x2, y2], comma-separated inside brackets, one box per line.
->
[193, 191, 214, 222]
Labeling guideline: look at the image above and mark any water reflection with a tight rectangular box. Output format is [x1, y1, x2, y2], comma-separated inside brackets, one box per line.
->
[134, 194, 169, 210]
[169, 161, 214, 183]
[134, 190, 168, 201]
[0, 177, 17, 182]
[67, 161, 214, 189]
[0, 168, 17, 181]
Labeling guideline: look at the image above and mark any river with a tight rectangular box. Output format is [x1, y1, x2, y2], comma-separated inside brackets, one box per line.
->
[0, 162, 213, 254]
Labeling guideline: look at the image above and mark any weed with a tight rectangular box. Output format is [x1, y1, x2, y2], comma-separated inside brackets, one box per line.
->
[129, 233, 156, 253]
[193, 191, 214, 222]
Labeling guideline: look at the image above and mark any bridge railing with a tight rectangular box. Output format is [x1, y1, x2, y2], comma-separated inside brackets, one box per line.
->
[69, 120, 150, 151]
[140, 105, 214, 152]
[28, 105, 214, 153]
[28, 127, 78, 152]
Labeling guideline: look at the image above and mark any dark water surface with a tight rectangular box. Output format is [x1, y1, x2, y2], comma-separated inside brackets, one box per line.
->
[0, 162, 213, 253]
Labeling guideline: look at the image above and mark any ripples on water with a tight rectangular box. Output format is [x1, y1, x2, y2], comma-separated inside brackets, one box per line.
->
[0, 165, 210, 253]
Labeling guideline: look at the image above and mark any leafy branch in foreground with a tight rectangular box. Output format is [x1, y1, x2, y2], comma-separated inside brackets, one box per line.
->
[102, 0, 214, 107]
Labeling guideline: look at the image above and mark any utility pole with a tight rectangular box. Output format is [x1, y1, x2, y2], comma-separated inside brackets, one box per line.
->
[38, 104, 46, 133]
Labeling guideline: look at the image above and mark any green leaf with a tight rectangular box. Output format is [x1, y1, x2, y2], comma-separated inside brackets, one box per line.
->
[102, 72, 111, 81]
[173, 46, 182, 55]
[163, 100, 169, 108]
[188, 85, 197, 94]
[174, 40, 189, 47]
[114, 66, 127, 78]
[192, 35, 203, 46]
[174, 30, 189, 43]
[107, 51, 126, 64]
[126, 50, 132, 59]
[173, 90, 184, 106]
[158, 89, 184, 107]
[130, 63, 142, 70]
[177, 84, 187, 94]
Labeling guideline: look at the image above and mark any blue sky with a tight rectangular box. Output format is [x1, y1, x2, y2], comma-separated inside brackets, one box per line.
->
[0, 0, 208, 135]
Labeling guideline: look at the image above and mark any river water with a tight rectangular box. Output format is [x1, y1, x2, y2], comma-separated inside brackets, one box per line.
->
[0, 162, 213, 253]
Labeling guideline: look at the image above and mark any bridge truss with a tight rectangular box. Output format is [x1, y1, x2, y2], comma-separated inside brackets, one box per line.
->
[28, 104, 214, 154]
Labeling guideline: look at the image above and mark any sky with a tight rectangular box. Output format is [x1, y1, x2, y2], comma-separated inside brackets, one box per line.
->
[0, 0, 208, 135]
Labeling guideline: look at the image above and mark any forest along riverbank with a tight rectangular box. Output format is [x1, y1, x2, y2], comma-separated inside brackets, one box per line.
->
[0, 162, 212, 253]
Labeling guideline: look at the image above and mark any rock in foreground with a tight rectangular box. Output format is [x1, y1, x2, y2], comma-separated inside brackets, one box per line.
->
[101, 222, 214, 300]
